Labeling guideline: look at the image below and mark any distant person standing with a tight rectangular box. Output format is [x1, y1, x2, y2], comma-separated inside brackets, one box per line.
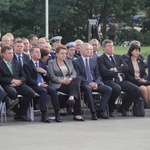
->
[107, 23, 117, 42]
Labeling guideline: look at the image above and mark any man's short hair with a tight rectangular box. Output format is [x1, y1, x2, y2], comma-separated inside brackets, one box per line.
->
[1, 45, 12, 53]
[28, 34, 38, 42]
[102, 39, 113, 47]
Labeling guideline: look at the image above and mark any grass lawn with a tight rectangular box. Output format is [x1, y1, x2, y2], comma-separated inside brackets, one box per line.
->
[99, 46, 150, 59]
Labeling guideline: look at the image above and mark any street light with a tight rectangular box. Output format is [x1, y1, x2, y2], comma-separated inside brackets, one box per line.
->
[45, 0, 49, 38]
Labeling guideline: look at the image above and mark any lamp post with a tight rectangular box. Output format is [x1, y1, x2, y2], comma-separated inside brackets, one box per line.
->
[45, 0, 49, 38]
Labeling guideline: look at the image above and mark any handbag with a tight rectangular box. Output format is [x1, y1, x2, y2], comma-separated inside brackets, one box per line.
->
[133, 97, 145, 117]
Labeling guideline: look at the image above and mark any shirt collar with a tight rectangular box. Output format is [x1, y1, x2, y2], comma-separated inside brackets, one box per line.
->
[32, 59, 39, 64]
[3, 59, 11, 65]
[16, 53, 23, 57]
[105, 53, 114, 59]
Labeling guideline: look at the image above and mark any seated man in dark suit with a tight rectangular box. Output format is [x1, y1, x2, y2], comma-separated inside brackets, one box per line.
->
[13, 40, 30, 66]
[23, 47, 61, 123]
[73, 43, 112, 120]
[0, 46, 35, 121]
[97, 39, 140, 116]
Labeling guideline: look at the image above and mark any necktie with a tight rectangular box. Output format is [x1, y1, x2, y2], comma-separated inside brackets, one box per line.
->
[35, 62, 43, 83]
[7, 62, 13, 75]
[85, 58, 93, 82]
[18, 56, 23, 66]
[110, 56, 116, 65]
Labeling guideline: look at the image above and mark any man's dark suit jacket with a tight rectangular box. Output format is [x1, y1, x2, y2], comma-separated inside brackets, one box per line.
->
[0, 60, 26, 87]
[23, 59, 50, 87]
[74, 51, 81, 58]
[97, 53, 128, 82]
[73, 56, 103, 85]
[13, 53, 30, 64]
[125, 57, 149, 86]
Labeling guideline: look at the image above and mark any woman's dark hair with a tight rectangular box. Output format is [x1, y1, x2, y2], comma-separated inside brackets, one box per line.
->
[128, 44, 141, 57]
[55, 44, 67, 53]
[40, 48, 50, 58]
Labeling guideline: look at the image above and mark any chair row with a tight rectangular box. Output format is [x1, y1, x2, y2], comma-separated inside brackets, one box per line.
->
[0, 91, 110, 123]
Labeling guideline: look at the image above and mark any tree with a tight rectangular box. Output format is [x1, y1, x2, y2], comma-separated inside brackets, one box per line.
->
[0, 0, 147, 44]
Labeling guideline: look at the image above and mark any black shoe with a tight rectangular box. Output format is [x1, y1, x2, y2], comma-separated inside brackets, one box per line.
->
[6, 99, 19, 110]
[91, 113, 98, 120]
[14, 115, 31, 121]
[97, 110, 109, 119]
[60, 112, 66, 116]
[67, 99, 75, 105]
[12, 104, 19, 113]
[41, 116, 51, 123]
[109, 111, 115, 117]
[73, 116, 84, 121]
[55, 113, 62, 123]
[118, 107, 129, 116]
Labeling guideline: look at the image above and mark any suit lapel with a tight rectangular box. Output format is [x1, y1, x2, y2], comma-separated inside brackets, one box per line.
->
[89, 58, 93, 70]
[30, 60, 37, 71]
[128, 58, 135, 76]
[104, 53, 117, 67]
[79, 57, 86, 71]
[2, 60, 13, 76]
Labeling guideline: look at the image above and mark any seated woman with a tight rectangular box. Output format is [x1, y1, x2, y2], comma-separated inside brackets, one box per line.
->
[48, 44, 84, 121]
[125, 44, 150, 107]
[40, 43, 52, 62]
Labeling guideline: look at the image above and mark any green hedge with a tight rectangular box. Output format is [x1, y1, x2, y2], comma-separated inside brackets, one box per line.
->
[116, 28, 150, 46]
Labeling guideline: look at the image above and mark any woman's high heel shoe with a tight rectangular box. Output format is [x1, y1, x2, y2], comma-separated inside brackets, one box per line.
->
[67, 99, 75, 105]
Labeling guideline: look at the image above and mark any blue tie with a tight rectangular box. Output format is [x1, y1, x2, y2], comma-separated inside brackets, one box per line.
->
[18, 56, 23, 66]
[35, 62, 43, 83]
[85, 58, 93, 82]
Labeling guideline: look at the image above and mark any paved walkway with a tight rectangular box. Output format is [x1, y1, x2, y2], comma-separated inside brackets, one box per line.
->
[0, 110, 150, 150]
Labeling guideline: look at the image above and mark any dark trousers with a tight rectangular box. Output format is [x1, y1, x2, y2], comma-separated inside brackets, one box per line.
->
[3, 84, 35, 115]
[118, 81, 140, 110]
[104, 80, 139, 112]
[31, 85, 60, 112]
[57, 77, 82, 115]
[95, 84, 112, 110]
[103, 81, 121, 112]
[81, 84, 112, 113]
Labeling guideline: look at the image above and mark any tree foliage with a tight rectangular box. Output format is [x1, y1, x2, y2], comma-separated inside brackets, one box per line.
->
[0, 0, 149, 44]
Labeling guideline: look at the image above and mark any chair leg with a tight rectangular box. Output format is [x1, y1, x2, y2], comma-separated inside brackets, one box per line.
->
[106, 105, 109, 117]
[27, 100, 34, 121]
[1, 102, 7, 123]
